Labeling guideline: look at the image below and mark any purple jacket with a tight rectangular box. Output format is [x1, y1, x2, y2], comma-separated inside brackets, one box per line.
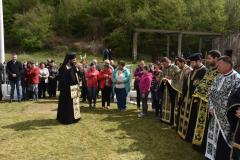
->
[134, 67, 144, 88]
[139, 72, 152, 94]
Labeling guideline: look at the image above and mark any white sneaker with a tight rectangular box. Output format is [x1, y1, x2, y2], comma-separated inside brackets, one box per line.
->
[138, 112, 145, 118]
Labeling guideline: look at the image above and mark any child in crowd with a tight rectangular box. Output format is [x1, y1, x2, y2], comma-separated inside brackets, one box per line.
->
[150, 61, 162, 112]
[138, 66, 152, 117]
[151, 73, 162, 118]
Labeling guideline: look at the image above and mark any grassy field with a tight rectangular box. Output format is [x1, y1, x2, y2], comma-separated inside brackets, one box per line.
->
[0, 99, 205, 160]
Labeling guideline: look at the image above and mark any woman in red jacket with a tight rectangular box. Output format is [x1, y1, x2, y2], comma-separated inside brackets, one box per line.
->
[26, 61, 39, 100]
[85, 63, 99, 108]
[99, 64, 113, 109]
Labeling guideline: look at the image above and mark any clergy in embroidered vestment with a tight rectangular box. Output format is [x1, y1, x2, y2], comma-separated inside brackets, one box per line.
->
[205, 56, 240, 160]
[57, 52, 81, 124]
[159, 57, 180, 125]
[175, 57, 192, 127]
[178, 53, 207, 141]
[192, 50, 221, 151]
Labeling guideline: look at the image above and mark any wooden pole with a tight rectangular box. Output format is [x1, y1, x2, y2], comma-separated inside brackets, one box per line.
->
[177, 33, 182, 57]
[132, 32, 138, 61]
[217, 38, 221, 50]
[167, 35, 170, 57]
[199, 37, 202, 53]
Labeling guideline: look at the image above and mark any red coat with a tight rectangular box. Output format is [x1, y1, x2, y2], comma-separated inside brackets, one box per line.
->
[26, 67, 40, 84]
[99, 68, 113, 89]
[85, 69, 99, 88]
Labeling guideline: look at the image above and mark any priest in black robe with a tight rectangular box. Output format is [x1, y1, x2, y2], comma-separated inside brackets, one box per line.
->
[178, 53, 207, 142]
[227, 86, 240, 160]
[192, 50, 221, 152]
[159, 57, 180, 126]
[57, 52, 81, 124]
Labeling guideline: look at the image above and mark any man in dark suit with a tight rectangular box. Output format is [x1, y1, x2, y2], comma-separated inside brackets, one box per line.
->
[6, 53, 23, 102]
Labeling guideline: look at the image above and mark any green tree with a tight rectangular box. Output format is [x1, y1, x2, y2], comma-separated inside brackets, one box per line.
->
[225, 0, 240, 32]
[185, 0, 226, 32]
[11, 4, 53, 50]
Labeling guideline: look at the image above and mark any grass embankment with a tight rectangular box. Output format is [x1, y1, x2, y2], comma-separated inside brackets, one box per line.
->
[5, 51, 137, 65]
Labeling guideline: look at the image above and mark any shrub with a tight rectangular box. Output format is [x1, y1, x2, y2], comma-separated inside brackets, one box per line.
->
[104, 28, 132, 58]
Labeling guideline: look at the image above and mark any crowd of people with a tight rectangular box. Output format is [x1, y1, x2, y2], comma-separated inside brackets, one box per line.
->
[133, 51, 240, 160]
[0, 54, 58, 102]
[1, 50, 240, 160]
[55, 50, 240, 160]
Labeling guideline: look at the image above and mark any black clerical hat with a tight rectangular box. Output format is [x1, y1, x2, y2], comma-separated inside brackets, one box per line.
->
[66, 52, 76, 60]
[188, 53, 202, 61]
[224, 49, 233, 58]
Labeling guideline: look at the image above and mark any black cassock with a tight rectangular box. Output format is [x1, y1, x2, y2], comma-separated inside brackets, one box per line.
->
[57, 66, 80, 124]
[178, 65, 207, 141]
[227, 87, 240, 160]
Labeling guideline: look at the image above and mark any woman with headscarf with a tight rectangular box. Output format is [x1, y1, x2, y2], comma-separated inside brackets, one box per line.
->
[57, 52, 81, 124]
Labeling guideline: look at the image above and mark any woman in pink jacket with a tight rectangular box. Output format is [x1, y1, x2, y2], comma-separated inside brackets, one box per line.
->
[138, 65, 152, 117]
[85, 63, 99, 108]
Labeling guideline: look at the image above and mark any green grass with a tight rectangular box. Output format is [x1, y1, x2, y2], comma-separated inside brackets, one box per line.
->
[0, 99, 205, 160]
[5, 51, 137, 66]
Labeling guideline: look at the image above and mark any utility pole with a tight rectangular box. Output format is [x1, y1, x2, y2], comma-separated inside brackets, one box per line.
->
[0, 0, 5, 63]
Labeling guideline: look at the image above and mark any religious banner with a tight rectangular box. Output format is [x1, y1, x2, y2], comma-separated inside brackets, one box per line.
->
[70, 85, 80, 99]
[73, 97, 81, 119]
[70, 84, 81, 119]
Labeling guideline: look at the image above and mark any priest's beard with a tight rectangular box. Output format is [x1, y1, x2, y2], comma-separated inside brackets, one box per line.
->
[209, 62, 217, 68]
[69, 61, 76, 67]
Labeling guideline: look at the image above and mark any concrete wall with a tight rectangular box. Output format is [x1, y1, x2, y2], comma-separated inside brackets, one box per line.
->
[212, 33, 240, 66]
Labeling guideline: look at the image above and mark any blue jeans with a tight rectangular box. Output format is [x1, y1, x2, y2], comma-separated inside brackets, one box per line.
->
[115, 88, 127, 110]
[32, 84, 38, 100]
[10, 80, 21, 100]
[88, 87, 97, 106]
[21, 85, 27, 100]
